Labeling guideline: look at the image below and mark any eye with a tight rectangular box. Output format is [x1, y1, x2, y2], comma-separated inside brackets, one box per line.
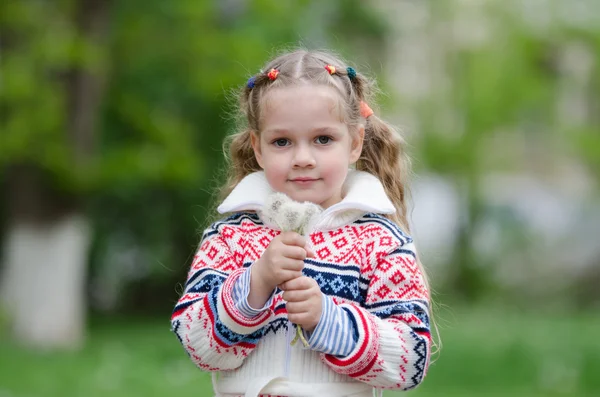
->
[315, 136, 332, 145]
[272, 138, 289, 147]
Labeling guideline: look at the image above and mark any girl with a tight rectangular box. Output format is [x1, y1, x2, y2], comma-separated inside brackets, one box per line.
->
[171, 49, 433, 397]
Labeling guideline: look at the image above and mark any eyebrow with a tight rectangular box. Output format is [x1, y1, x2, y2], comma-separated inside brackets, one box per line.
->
[312, 127, 340, 135]
[263, 127, 340, 136]
[263, 128, 291, 136]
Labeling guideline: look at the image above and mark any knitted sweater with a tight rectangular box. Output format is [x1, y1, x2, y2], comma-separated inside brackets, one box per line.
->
[171, 171, 431, 397]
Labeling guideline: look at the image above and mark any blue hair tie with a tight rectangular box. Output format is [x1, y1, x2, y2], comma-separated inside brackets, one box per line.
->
[346, 67, 357, 80]
[247, 76, 256, 89]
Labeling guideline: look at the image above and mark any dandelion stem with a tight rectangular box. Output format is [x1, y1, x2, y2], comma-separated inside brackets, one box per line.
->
[290, 325, 309, 347]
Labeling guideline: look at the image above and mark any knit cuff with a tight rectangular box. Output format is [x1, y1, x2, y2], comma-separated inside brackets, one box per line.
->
[233, 264, 275, 318]
[322, 304, 379, 377]
[217, 267, 273, 335]
[307, 295, 357, 356]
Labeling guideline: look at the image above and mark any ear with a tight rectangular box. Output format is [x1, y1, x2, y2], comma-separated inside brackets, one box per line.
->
[250, 131, 265, 169]
[349, 125, 365, 164]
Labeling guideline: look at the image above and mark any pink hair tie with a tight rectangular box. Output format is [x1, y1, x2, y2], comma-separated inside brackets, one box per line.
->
[360, 101, 374, 118]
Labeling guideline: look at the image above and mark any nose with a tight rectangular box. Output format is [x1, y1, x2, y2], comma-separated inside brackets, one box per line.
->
[292, 144, 316, 168]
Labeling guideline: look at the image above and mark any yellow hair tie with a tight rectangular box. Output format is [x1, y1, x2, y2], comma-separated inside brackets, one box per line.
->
[324, 65, 336, 75]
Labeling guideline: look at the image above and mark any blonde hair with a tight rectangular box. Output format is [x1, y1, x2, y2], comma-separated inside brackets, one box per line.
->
[220, 49, 439, 354]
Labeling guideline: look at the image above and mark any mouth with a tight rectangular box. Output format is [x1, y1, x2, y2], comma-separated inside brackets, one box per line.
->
[289, 177, 320, 184]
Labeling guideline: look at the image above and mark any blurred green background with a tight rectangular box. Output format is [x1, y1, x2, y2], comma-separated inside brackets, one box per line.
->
[1, 1, 599, 396]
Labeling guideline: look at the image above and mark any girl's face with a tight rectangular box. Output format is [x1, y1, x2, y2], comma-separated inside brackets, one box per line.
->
[251, 84, 364, 209]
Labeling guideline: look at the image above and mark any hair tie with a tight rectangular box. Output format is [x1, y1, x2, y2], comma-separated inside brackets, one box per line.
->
[346, 67, 357, 80]
[325, 65, 336, 75]
[360, 101, 373, 118]
[246, 76, 256, 89]
[267, 68, 279, 81]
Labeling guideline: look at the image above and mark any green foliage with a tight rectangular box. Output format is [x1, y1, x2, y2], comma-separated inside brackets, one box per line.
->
[411, 1, 600, 299]
[0, 0, 390, 305]
[1, 0, 385, 191]
[419, 6, 559, 175]
[572, 127, 600, 176]
[2, 0, 598, 309]
[1, 2, 71, 176]
[87, 0, 389, 293]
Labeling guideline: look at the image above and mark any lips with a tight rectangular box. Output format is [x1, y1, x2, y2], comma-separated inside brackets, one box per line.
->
[291, 177, 318, 182]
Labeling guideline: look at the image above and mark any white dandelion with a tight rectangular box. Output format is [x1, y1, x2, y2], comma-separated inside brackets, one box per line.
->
[261, 193, 323, 346]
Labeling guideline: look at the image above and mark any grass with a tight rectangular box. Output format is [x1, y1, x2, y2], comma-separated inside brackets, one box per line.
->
[0, 305, 599, 397]
[408, 305, 600, 397]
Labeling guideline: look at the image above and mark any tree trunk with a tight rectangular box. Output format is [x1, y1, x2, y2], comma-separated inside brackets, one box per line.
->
[1, 166, 91, 349]
[0, 0, 110, 349]
[449, 177, 489, 300]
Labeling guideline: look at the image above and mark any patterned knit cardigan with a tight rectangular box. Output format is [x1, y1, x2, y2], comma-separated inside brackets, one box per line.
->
[171, 210, 431, 396]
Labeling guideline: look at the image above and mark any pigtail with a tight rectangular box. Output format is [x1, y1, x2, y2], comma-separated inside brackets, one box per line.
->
[345, 70, 410, 231]
[343, 67, 369, 104]
[359, 113, 440, 357]
[357, 116, 411, 232]
[349, 68, 441, 359]
[220, 129, 261, 201]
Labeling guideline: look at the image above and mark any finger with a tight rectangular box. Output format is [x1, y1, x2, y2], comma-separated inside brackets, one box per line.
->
[286, 300, 311, 314]
[280, 232, 306, 248]
[277, 271, 304, 290]
[305, 245, 315, 258]
[282, 288, 311, 303]
[287, 312, 314, 327]
[280, 276, 313, 291]
[280, 258, 304, 272]
[287, 312, 303, 325]
[282, 245, 306, 260]
[279, 278, 298, 291]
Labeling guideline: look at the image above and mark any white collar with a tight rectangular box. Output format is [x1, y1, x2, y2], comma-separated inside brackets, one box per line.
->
[217, 170, 395, 230]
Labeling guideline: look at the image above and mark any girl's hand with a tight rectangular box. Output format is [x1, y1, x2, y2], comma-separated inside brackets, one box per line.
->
[280, 276, 323, 333]
[253, 231, 314, 291]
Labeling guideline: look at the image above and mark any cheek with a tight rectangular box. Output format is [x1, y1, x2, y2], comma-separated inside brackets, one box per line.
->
[262, 156, 288, 184]
[321, 154, 348, 180]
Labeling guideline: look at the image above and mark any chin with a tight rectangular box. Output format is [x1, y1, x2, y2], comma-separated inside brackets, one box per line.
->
[289, 193, 322, 205]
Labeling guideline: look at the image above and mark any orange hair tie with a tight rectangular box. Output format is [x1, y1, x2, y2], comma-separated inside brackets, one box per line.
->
[360, 101, 374, 118]
[325, 64, 336, 75]
[267, 68, 279, 80]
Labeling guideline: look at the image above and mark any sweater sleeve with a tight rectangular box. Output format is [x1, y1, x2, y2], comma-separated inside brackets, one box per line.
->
[319, 240, 431, 391]
[170, 222, 273, 372]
